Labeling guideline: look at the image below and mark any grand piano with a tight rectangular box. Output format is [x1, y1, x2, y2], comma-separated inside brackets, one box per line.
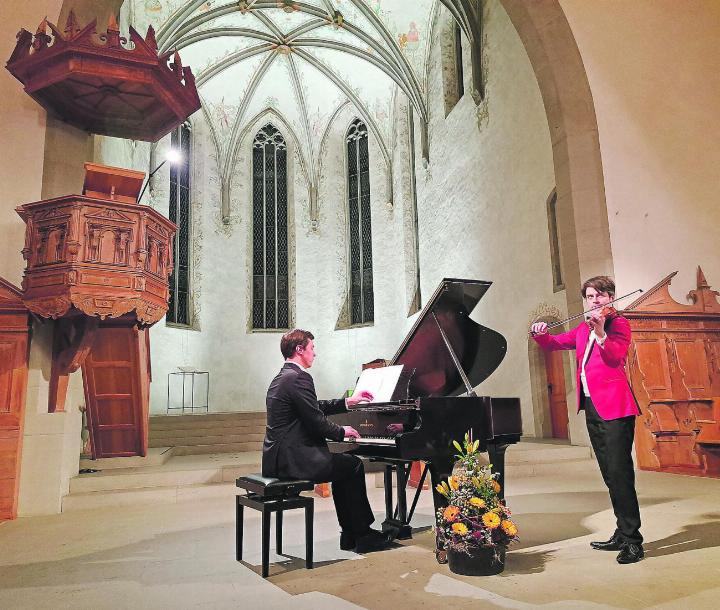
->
[328, 278, 522, 547]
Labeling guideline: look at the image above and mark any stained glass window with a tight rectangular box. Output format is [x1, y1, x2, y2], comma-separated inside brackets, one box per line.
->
[346, 119, 374, 325]
[167, 122, 191, 326]
[252, 124, 289, 329]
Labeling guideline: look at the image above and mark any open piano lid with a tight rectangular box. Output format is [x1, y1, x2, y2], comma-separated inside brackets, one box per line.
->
[390, 278, 507, 398]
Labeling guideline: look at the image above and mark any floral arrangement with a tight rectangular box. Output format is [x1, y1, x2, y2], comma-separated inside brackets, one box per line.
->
[435, 432, 519, 556]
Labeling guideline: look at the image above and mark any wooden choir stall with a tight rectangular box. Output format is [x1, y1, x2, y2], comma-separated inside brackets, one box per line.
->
[625, 267, 720, 477]
[16, 163, 175, 459]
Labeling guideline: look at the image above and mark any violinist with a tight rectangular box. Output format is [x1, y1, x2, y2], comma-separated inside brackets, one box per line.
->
[530, 276, 643, 564]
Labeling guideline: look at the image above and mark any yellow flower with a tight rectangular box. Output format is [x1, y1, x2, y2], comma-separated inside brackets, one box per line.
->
[482, 512, 501, 529]
[501, 519, 518, 536]
[443, 505, 460, 522]
[435, 483, 449, 497]
[452, 522, 469, 535]
[491, 480, 501, 494]
[449, 476, 460, 491]
[469, 497, 486, 509]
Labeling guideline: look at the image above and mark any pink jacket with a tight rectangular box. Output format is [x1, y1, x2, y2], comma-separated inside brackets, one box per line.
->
[533, 315, 639, 421]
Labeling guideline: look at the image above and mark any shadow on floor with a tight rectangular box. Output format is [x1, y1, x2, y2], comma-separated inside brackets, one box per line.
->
[645, 513, 720, 558]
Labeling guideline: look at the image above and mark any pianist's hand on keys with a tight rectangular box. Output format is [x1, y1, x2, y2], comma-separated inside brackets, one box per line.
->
[343, 425, 361, 441]
[346, 389, 374, 407]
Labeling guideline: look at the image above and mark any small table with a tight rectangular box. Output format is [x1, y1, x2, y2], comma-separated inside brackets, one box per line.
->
[167, 371, 209, 414]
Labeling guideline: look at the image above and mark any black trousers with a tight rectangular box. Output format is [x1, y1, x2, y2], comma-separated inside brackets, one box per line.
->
[327, 453, 375, 536]
[583, 396, 642, 545]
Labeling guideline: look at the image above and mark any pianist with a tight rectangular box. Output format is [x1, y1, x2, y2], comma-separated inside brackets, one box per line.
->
[262, 328, 392, 553]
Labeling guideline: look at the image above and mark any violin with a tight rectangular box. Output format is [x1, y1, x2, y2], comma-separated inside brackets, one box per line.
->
[586, 305, 618, 328]
[529, 289, 643, 336]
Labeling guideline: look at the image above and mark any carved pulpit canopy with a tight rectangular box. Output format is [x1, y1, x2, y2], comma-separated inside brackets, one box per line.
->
[5, 12, 200, 142]
[16, 162, 176, 326]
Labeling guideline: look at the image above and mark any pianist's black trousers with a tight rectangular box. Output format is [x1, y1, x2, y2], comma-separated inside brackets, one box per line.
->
[327, 453, 375, 536]
[583, 396, 643, 545]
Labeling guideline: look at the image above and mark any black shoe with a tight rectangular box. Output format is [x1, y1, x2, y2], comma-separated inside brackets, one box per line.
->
[616, 543, 644, 564]
[354, 529, 393, 553]
[340, 531, 356, 551]
[590, 535, 623, 551]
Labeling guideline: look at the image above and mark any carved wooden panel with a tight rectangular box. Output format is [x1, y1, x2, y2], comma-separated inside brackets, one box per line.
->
[82, 319, 150, 458]
[631, 338, 672, 399]
[0, 278, 30, 520]
[16, 164, 176, 327]
[625, 268, 720, 477]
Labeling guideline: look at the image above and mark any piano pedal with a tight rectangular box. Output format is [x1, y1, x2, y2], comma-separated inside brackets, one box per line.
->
[435, 548, 448, 564]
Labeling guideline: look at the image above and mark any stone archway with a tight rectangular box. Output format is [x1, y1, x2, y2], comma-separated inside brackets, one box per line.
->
[499, 0, 614, 318]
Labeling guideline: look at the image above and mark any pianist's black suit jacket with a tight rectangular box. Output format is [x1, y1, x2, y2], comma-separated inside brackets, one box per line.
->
[262, 362, 348, 482]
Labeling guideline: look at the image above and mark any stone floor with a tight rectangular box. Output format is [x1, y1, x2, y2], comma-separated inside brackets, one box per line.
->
[2, 463, 720, 610]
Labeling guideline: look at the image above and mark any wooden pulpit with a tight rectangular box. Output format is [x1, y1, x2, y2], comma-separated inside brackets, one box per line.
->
[16, 163, 175, 458]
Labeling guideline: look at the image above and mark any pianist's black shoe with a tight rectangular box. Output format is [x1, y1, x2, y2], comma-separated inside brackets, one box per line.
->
[590, 534, 623, 551]
[341, 529, 392, 553]
[616, 543, 644, 564]
[340, 531, 356, 551]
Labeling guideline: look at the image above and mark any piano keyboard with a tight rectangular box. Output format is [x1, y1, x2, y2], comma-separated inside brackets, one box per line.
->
[343, 437, 396, 445]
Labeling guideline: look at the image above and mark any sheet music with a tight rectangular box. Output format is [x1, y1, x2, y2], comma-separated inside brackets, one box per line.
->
[353, 365, 404, 403]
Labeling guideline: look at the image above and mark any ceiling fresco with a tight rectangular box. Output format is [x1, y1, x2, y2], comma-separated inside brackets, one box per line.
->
[129, 0, 440, 214]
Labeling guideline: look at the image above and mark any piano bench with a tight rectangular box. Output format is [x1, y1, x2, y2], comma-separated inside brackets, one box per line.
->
[235, 474, 315, 578]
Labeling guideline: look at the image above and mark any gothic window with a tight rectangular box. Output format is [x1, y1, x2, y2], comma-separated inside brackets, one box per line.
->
[252, 124, 289, 330]
[346, 119, 374, 325]
[167, 122, 191, 326]
[546, 189, 564, 292]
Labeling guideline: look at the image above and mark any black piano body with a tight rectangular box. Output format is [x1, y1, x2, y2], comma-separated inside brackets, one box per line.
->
[328, 278, 522, 541]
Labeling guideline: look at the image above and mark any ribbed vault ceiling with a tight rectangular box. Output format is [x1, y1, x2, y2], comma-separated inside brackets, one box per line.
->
[132, 0, 449, 212]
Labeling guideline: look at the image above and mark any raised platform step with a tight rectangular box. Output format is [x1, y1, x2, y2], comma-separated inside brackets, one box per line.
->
[79, 447, 175, 471]
[63, 440, 594, 511]
[374, 440, 594, 486]
[148, 412, 267, 455]
[170, 441, 264, 455]
[64, 451, 263, 512]
[149, 430, 265, 444]
[62, 482, 239, 512]
[149, 411, 266, 427]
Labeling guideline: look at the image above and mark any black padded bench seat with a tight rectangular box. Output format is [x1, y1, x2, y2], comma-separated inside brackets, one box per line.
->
[235, 474, 315, 577]
[237, 474, 314, 497]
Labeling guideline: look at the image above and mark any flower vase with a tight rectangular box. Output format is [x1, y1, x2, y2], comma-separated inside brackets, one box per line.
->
[447, 545, 506, 576]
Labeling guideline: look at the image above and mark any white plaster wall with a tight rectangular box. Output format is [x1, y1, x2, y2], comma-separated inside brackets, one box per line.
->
[559, 0, 720, 302]
[412, 3, 565, 438]
[138, 1, 573, 436]
[143, 105, 406, 412]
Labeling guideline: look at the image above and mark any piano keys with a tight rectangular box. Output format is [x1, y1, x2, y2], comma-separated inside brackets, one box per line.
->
[328, 278, 522, 544]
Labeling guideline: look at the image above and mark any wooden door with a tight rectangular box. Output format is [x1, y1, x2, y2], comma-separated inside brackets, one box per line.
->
[544, 349, 568, 439]
[0, 279, 30, 520]
[82, 320, 150, 458]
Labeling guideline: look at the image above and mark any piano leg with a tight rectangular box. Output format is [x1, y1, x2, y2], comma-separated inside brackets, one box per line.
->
[384, 464, 394, 525]
[396, 463, 409, 527]
[487, 442, 510, 501]
[379, 461, 414, 540]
